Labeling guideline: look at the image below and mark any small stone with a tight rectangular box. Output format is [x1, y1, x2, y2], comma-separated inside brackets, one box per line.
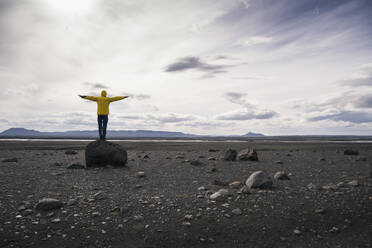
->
[229, 181, 241, 188]
[93, 191, 105, 200]
[182, 221, 191, 227]
[35, 198, 63, 211]
[175, 155, 185, 159]
[208, 157, 216, 161]
[232, 208, 242, 215]
[315, 208, 326, 214]
[65, 150, 78, 155]
[214, 179, 228, 186]
[2, 158, 18, 163]
[190, 160, 203, 166]
[208, 149, 218, 152]
[143, 154, 150, 159]
[344, 149, 359, 155]
[136, 171, 146, 178]
[15, 215, 22, 219]
[184, 215, 193, 220]
[274, 171, 290, 180]
[209, 189, 229, 202]
[293, 229, 302, 235]
[67, 163, 85, 169]
[347, 180, 359, 187]
[237, 186, 251, 194]
[51, 218, 61, 223]
[92, 212, 101, 217]
[67, 199, 77, 206]
[275, 160, 283, 164]
[198, 186, 206, 191]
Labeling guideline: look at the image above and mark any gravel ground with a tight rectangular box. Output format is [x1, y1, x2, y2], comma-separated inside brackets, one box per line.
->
[0, 140, 371, 248]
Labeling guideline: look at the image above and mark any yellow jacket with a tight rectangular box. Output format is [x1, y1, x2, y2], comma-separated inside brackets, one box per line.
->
[83, 90, 127, 115]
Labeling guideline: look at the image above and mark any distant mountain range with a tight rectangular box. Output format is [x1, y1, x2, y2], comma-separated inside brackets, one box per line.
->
[0, 128, 265, 138]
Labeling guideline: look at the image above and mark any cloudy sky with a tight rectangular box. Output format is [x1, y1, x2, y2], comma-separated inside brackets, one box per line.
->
[1, 0, 372, 135]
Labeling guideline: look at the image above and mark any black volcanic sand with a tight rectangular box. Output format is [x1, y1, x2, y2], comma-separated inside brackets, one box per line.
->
[0, 140, 371, 248]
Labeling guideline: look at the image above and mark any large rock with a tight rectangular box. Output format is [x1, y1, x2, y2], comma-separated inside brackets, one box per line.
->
[35, 198, 63, 211]
[245, 171, 273, 189]
[237, 148, 258, 161]
[223, 149, 237, 161]
[85, 140, 127, 167]
[344, 149, 359, 155]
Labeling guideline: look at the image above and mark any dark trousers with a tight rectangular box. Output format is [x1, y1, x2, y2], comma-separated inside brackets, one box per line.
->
[97, 115, 108, 139]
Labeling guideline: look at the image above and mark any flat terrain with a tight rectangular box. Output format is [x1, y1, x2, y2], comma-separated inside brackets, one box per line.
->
[0, 140, 371, 248]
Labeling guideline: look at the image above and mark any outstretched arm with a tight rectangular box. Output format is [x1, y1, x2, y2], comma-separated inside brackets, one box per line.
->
[109, 96, 129, 102]
[79, 95, 98, 101]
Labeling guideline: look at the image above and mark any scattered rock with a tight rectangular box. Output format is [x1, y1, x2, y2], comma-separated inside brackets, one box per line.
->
[35, 198, 63, 211]
[214, 179, 229, 186]
[223, 149, 237, 161]
[315, 208, 326, 214]
[344, 149, 359, 156]
[51, 218, 61, 223]
[190, 160, 203, 166]
[293, 229, 302, 235]
[143, 154, 150, 159]
[184, 214, 193, 220]
[2, 158, 18, 163]
[307, 183, 319, 191]
[92, 212, 101, 217]
[85, 140, 127, 167]
[175, 155, 185, 159]
[274, 171, 290, 180]
[136, 171, 146, 178]
[65, 150, 77, 155]
[237, 186, 251, 194]
[237, 148, 258, 161]
[208, 157, 216, 161]
[232, 208, 242, 215]
[322, 183, 338, 190]
[209, 189, 229, 202]
[67, 199, 77, 206]
[67, 163, 85, 169]
[229, 181, 241, 188]
[275, 160, 283, 164]
[245, 171, 273, 189]
[347, 180, 359, 187]
[93, 191, 106, 200]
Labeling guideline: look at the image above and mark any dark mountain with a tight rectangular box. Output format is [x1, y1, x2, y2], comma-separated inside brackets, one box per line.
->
[242, 132, 265, 137]
[0, 128, 196, 138]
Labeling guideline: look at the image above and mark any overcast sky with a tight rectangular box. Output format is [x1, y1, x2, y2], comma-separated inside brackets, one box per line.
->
[1, 0, 372, 135]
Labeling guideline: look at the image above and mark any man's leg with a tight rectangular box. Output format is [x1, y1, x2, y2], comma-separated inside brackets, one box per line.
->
[97, 115, 103, 140]
[102, 115, 108, 140]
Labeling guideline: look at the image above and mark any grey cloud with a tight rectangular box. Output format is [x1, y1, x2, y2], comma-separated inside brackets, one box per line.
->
[122, 92, 151, 100]
[165, 56, 234, 77]
[216, 110, 277, 120]
[338, 77, 372, 87]
[150, 113, 195, 123]
[308, 110, 372, 123]
[354, 95, 372, 108]
[220, 91, 278, 120]
[84, 82, 109, 89]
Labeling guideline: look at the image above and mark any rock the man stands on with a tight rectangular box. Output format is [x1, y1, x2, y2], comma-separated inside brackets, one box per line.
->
[79, 90, 128, 140]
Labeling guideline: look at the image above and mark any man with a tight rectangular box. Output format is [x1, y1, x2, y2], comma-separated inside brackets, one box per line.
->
[79, 90, 128, 140]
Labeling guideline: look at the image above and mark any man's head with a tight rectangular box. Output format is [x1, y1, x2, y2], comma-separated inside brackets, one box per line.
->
[101, 90, 107, 97]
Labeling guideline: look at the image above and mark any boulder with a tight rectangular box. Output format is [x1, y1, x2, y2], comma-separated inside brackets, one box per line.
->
[223, 149, 237, 161]
[35, 198, 63, 211]
[85, 140, 127, 167]
[245, 171, 273, 189]
[344, 149, 359, 155]
[209, 189, 229, 202]
[237, 148, 258, 161]
[274, 171, 290, 180]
